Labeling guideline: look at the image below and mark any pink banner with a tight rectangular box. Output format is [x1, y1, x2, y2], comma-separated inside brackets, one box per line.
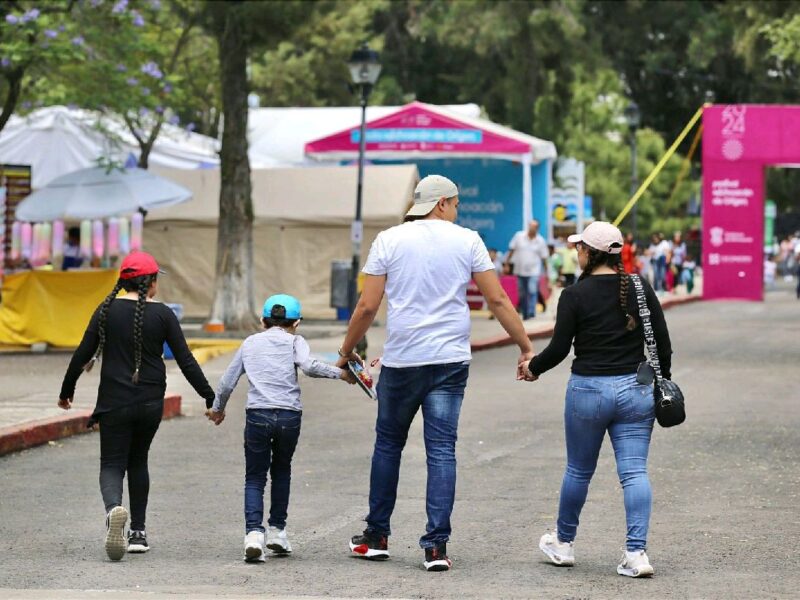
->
[701, 105, 800, 301]
[305, 102, 530, 157]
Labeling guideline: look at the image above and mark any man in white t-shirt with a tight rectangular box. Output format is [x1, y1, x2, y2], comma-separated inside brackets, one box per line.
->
[506, 220, 549, 319]
[336, 175, 534, 572]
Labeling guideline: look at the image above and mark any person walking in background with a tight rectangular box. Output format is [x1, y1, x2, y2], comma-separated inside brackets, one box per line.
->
[207, 294, 355, 563]
[58, 252, 216, 561]
[621, 233, 637, 274]
[649, 233, 670, 292]
[62, 226, 84, 271]
[506, 219, 549, 318]
[670, 232, 687, 292]
[681, 254, 696, 294]
[524, 221, 672, 578]
[337, 175, 535, 572]
[557, 241, 579, 286]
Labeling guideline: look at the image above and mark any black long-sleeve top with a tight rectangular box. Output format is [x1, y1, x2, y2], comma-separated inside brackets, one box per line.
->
[60, 299, 215, 420]
[529, 274, 672, 378]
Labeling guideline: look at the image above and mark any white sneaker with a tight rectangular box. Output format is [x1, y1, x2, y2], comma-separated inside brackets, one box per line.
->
[617, 549, 654, 577]
[243, 531, 265, 563]
[266, 526, 292, 554]
[104, 506, 129, 561]
[539, 530, 575, 566]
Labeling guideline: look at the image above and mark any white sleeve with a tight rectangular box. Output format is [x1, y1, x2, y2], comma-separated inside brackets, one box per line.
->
[471, 233, 495, 273]
[294, 336, 342, 379]
[539, 237, 549, 259]
[508, 232, 520, 251]
[362, 233, 387, 275]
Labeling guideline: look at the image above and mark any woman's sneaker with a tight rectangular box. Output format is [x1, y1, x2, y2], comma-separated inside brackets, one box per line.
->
[423, 543, 452, 572]
[349, 529, 389, 560]
[104, 506, 128, 561]
[127, 530, 149, 553]
[617, 550, 654, 577]
[539, 531, 575, 566]
[243, 531, 265, 563]
[266, 526, 292, 554]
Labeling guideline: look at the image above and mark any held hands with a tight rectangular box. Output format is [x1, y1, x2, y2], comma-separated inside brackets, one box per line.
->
[57, 397, 72, 410]
[517, 351, 538, 382]
[335, 347, 363, 370]
[340, 369, 357, 385]
[205, 408, 225, 426]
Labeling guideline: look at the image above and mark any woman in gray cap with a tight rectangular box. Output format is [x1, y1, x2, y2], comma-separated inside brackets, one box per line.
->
[524, 221, 672, 578]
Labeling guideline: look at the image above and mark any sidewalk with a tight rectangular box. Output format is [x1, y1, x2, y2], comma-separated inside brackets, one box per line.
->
[0, 290, 700, 455]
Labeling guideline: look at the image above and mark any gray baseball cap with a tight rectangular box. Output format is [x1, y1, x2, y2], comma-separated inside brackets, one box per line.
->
[406, 175, 459, 217]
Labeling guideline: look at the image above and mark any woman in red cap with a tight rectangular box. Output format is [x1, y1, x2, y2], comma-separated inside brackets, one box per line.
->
[58, 251, 215, 561]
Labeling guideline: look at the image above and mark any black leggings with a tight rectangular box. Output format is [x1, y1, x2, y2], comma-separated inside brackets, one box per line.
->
[98, 399, 163, 531]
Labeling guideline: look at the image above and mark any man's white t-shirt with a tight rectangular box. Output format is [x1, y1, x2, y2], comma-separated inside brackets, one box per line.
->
[362, 220, 494, 368]
[508, 231, 549, 277]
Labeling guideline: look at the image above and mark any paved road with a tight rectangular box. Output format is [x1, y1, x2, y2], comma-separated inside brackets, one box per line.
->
[1, 286, 798, 599]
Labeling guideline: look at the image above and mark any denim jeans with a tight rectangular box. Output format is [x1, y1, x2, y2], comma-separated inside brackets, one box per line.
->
[244, 408, 302, 533]
[98, 399, 163, 531]
[517, 275, 539, 319]
[367, 362, 469, 548]
[557, 374, 655, 551]
[653, 257, 667, 291]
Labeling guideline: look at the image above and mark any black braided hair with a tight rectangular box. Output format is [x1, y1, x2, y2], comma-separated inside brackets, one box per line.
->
[83, 279, 124, 372]
[579, 246, 635, 331]
[131, 275, 153, 384]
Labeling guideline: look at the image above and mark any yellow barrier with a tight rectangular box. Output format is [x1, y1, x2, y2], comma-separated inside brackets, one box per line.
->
[613, 104, 709, 227]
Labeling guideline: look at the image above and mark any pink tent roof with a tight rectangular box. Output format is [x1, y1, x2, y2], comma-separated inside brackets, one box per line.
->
[304, 101, 556, 163]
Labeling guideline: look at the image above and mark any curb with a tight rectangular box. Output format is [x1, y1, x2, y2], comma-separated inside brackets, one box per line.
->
[0, 393, 182, 457]
[470, 295, 702, 352]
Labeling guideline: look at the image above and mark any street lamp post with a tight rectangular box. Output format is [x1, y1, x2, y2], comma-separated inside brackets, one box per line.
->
[624, 101, 641, 241]
[346, 44, 382, 323]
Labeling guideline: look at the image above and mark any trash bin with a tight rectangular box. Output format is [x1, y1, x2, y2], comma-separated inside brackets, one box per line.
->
[331, 260, 351, 320]
[163, 303, 184, 359]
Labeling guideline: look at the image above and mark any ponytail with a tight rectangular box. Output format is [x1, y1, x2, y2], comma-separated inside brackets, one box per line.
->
[83, 279, 124, 372]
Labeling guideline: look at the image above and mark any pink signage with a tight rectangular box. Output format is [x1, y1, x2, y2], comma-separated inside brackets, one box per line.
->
[305, 101, 531, 157]
[702, 105, 800, 301]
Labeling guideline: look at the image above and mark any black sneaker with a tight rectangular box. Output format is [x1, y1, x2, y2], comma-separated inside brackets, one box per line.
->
[349, 529, 389, 560]
[423, 543, 452, 572]
[127, 530, 149, 553]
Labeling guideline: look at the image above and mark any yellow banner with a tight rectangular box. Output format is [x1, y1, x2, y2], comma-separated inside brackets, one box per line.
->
[0, 269, 119, 347]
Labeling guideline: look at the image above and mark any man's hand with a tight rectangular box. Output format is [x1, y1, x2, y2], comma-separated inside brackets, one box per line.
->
[335, 349, 363, 370]
[517, 352, 538, 381]
[57, 398, 72, 410]
[205, 409, 225, 425]
[340, 369, 357, 384]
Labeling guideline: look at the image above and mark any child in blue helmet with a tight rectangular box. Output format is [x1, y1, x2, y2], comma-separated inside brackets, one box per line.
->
[207, 294, 355, 562]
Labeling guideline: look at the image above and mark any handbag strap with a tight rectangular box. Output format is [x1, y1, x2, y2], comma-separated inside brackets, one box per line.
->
[630, 274, 664, 382]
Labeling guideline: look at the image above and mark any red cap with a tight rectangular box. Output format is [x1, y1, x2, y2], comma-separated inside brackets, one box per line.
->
[119, 251, 164, 280]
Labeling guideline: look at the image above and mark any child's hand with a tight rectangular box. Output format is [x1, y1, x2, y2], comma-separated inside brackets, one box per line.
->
[205, 409, 225, 425]
[340, 369, 357, 385]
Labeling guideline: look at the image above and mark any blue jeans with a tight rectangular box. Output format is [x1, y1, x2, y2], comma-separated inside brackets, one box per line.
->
[517, 275, 539, 319]
[367, 362, 469, 548]
[244, 408, 302, 533]
[558, 374, 655, 551]
[653, 257, 667, 291]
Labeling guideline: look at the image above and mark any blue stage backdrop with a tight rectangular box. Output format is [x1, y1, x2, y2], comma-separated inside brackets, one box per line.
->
[387, 158, 551, 251]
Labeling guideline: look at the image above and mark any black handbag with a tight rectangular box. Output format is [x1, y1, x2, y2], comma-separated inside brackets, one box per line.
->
[630, 275, 686, 428]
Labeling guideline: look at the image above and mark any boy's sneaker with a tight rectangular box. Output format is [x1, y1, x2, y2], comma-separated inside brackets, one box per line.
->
[539, 530, 575, 566]
[617, 549, 654, 578]
[423, 543, 452, 572]
[243, 530, 265, 563]
[104, 506, 128, 561]
[266, 526, 292, 554]
[127, 530, 149, 553]
[349, 529, 389, 560]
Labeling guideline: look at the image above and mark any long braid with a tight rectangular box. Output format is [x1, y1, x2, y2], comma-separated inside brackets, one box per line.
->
[83, 279, 124, 372]
[131, 276, 150, 384]
[578, 247, 604, 281]
[616, 261, 636, 331]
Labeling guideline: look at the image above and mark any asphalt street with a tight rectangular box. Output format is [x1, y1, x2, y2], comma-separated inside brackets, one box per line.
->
[1, 285, 799, 599]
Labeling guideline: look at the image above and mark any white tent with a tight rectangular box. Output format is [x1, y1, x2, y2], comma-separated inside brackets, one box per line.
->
[247, 104, 481, 166]
[0, 106, 283, 188]
[144, 164, 419, 318]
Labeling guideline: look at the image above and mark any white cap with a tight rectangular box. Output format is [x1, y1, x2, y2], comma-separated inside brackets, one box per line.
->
[568, 221, 624, 254]
[406, 175, 459, 217]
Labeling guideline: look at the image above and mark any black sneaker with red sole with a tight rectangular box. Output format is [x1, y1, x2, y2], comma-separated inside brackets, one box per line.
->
[349, 530, 389, 560]
[423, 543, 452, 571]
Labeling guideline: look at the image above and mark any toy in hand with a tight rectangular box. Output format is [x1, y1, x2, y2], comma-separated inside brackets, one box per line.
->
[348, 361, 376, 400]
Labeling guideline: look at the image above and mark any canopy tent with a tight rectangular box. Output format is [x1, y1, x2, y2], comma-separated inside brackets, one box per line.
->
[0, 106, 283, 188]
[247, 104, 481, 166]
[304, 101, 557, 231]
[144, 164, 419, 318]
